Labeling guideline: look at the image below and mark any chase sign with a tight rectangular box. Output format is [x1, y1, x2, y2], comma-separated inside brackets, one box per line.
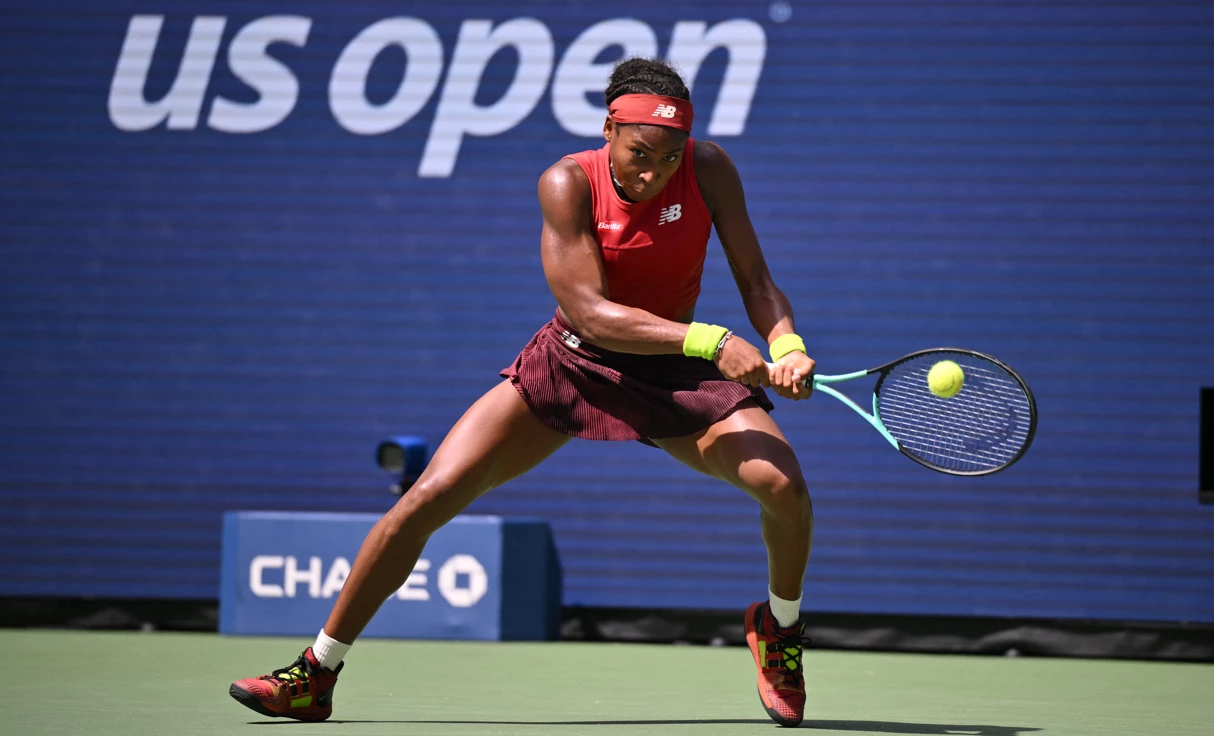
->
[220, 512, 562, 640]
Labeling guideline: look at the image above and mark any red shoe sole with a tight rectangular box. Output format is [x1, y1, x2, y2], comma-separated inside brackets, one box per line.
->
[228, 684, 331, 722]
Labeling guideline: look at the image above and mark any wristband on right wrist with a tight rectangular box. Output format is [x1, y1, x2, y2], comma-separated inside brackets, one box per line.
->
[713, 330, 734, 361]
[683, 322, 730, 360]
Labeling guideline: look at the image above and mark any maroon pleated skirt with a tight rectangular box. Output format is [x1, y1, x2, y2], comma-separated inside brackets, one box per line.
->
[501, 311, 772, 445]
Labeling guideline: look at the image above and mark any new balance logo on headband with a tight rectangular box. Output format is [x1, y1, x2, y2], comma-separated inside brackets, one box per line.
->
[612, 95, 693, 133]
[658, 204, 682, 225]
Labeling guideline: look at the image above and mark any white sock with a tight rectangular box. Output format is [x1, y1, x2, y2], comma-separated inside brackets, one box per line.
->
[769, 589, 802, 629]
[312, 629, 351, 671]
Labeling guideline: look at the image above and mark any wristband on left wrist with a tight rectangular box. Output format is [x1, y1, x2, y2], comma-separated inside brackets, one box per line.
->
[769, 333, 806, 362]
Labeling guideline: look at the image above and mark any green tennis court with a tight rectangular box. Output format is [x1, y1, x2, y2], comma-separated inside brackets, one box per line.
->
[6, 629, 1211, 735]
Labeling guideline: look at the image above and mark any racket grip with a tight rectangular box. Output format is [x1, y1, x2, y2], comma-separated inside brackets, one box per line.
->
[765, 361, 814, 388]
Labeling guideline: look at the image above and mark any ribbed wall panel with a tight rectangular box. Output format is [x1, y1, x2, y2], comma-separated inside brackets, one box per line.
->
[2, 1, 1213, 622]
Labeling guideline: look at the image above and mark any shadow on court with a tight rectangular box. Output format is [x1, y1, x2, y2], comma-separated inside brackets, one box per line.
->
[803, 721, 1041, 735]
[250, 718, 1041, 733]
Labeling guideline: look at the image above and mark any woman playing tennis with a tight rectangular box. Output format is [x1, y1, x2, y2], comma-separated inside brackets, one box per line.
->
[230, 57, 817, 729]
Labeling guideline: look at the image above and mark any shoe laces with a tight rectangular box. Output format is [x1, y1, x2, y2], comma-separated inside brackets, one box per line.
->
[265, 654, 314, 684]
[769, 622, 811, 689]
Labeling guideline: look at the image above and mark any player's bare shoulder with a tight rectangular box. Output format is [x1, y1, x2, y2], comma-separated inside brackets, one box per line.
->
[693, 138, 730, 170]
[538, 158, 591, 213]
[692, 140, 742, 216]
[538, 158, 593, 239]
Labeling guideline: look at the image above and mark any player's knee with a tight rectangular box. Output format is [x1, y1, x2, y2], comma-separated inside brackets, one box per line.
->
[754, 473, 813, 524]
[384, 477, 475, 539]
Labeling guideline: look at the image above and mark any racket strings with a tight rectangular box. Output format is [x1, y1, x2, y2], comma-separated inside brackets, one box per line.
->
[877, 353, 1033, 473]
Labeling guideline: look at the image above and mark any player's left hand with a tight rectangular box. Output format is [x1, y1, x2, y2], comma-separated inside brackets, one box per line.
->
[769, 351, 815, 401]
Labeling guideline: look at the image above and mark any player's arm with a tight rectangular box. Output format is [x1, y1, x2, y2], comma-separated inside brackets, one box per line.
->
[537, 159, 688, 355]
[696, 141, 815, 398]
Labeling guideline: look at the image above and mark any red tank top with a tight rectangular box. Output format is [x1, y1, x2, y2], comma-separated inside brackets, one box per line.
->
[565, 139, 713, 321]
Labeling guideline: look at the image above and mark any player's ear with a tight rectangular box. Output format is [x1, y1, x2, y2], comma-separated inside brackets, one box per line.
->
[603, 116, 614, 143]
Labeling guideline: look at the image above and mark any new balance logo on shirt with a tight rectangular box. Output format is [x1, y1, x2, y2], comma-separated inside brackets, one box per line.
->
[658, 204, 682, 225]
[652, 105, 677, 119]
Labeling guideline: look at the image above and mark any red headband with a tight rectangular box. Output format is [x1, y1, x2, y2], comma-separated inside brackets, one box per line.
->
[608, 94, 694, 132]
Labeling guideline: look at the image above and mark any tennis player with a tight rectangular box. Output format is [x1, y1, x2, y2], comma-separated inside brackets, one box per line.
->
[230, 57, 816, 728]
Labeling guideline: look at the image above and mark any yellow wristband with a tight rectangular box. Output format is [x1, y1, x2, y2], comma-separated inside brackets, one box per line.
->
[769, 333, 806, 362]
[683, 322, 730, 360]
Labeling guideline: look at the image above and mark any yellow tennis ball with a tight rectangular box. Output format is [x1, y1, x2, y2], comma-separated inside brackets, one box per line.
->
[927, 360, 964, 398]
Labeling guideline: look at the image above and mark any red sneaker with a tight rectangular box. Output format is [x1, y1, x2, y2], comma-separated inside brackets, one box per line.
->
[744, 601, 808, 727]
[229, 648, 342, 721]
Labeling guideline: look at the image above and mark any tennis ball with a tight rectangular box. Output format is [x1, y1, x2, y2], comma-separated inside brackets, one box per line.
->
[927, 360, 964, 398]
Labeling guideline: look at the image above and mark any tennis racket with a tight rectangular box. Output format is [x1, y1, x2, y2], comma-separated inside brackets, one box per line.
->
[770, 348, 1037, 476]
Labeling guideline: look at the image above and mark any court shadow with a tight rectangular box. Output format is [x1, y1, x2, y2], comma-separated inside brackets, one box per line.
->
[804, 721, 1041, 735]
[249, 719, 772, 726]
[251, 718, 1040, 733]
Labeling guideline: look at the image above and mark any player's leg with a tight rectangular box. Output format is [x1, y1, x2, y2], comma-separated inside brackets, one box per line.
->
[323, 380, 570, 642]
[229, 380, 569, 721]
[652, 403, 812, 728]
[652, 404, 812, 601]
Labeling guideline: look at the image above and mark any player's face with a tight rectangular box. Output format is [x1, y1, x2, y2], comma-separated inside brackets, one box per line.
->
[604, 119, 688, 202]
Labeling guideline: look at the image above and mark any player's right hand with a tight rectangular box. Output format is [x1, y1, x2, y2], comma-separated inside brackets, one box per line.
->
[714, 336, 770, 388]
[769, 351, 815, 401]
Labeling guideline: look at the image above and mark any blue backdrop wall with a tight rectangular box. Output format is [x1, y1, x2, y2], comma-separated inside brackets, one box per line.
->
[3, 0, 1213, 623]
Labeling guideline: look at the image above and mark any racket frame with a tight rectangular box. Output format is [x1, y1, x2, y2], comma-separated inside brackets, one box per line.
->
[773, 348, 1037, 476]
[811, 372, 899, 449]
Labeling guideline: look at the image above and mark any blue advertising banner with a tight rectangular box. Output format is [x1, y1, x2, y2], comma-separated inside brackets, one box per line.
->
[2, 1, 1213, 623]
[219, 513, 561, 640]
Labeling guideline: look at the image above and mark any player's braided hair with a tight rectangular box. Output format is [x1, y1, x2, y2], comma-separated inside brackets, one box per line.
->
[604, 57, 690, 106]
